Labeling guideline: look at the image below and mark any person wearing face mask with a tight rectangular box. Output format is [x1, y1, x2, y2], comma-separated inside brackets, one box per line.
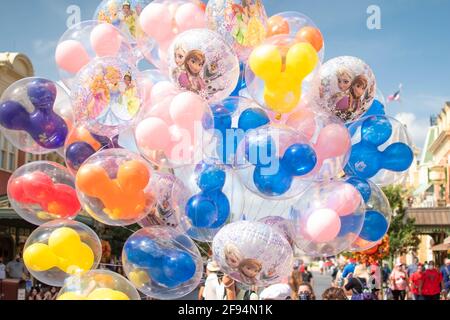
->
[297, 283, 316, 300]
[6, 255, 26, 280]
[420, 261, 443, 300]
[389, 262, 409, 300]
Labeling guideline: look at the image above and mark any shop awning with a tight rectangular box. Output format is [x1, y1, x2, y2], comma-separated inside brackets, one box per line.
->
[432, 236, 450, 251]
[413, 183, 433, 196]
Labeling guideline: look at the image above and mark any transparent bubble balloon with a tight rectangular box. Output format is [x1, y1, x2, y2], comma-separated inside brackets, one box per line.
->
[316, 56, 377, 123]
[235, 125, 316, 200]
[245, 34, 321, 118]
[172, 160, 244, 242]
[75, 148, 156, 226]
[290, 181, 366, 258]
[346, 177, 392, 252]
[122, 226, 203, 299]
[213, 221, 293, 287]
[0, 78, 73, 155]
[137, 171, 191, 233]
[72, 56, 144, 138]
[286, 106, 351, 181]
[8, 161, 80, 226]
[259, 216, 296, 248]
[57, 269, 140, 300]
[55, 20, 138, 88]
[205, 96, 271, 166]
[345, 115, 414, 186]
[168, 29, 240, 103]
[135, 85, 213, 169]
[23, 220, 102, 287]
[206, 0, 268, 62]
[64, 125, 118, 176]
[266, 11, 325, 62]
[138, 0, 207, 71]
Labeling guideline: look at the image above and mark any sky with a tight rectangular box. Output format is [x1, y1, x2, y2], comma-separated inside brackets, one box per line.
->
[1, 0, 450, 148]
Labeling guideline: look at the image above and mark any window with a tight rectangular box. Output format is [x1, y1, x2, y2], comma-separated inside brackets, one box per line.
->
[0, 134, 18, 171]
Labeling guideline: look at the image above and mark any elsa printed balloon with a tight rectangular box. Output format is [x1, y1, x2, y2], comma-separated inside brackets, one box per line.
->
[212, 221, 293, 287]
[168, 29, 240, 103]
[317, 56, 376, 123]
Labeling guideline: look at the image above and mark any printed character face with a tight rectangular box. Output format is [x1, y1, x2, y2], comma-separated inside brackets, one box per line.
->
[123, 4, 131, 15]
[124, 75, 132, 86]
[188, 57, 204, 75]
[242, 263, 260, 278]
[353, 81, 367, 98]
[175, 48, 187, 67]
[225, 252, 240, 269]
[338, 73, 352, 91]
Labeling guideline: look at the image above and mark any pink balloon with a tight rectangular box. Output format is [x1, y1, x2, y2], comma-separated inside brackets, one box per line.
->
[135, 117, 171, 151]
[151, 81, 179, 105]
[170, 92, 207, 128]
[140, 3, 174, 43]
[148, 97, 174, 124]
[175, 3, 206, 32]
[314, 124, 351, 160]
[140, 78, 154, 108]
[306, 208, 341, 243]
[55, 40, 90, 74]
[327, 184, 362, 217]
[286, 108, 317, 141]
[90, 23, 122, 57]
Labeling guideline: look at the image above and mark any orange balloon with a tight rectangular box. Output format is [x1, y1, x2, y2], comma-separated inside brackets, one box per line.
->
[296, 26, 324, 52]
[66, 127, 102, 151]
[76, 160, 151, 220]
[267, 15, 290, 37]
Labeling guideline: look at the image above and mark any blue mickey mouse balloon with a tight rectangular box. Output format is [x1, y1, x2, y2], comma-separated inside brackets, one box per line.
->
[346, 115, 414, 186]
[0, 77, 73, 154]
[122, 227, 203, 300]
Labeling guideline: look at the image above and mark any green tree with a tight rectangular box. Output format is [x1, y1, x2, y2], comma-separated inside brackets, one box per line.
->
[383, 185, 420, 265]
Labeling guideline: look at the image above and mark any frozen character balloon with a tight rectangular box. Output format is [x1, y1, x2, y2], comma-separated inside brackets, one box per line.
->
[168, 29, 240, 103]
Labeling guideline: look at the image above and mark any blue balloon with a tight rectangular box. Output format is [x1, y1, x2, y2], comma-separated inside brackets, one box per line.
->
[185, 194, 218, 228]
[65, 142, 96, 171]
[211, 104, 232, 134]
[124, 236, 164, 266]
[382, 143, 414, 172]
[148, 262, 180, 288]
[361, 116, 393, 146]
[216, 128, 241, 165]
[195, 162, 226, 191]
[363, 100, 386, 117]
[281, 144, 317, 176]
[345, 143, 381, 179]
[346, 177, 372, 203]
[0, 79, 68, 149]
[253, 164, 293, 196]
[229, 62, 247, 97]
[359, 211, 389, 242]
[162, 250, 196, 284]
[245, 136, 275, 167]
[337, 215, 359, 238]
[238, 108, 270, 132]
[207, 191, 230, 229]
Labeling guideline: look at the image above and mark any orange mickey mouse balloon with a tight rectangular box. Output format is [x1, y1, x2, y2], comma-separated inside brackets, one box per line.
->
[267, 15, 290, 37]
[75, 149, 154, 226]
[296, 26, 324, 52]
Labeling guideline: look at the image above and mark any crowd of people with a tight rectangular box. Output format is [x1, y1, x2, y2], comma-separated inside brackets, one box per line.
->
[196, 257, 450, 301]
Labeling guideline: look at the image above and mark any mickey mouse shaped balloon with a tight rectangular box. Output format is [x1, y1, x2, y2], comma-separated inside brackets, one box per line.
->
[0, 78, 72, 154]
[345, 115, 414, 186]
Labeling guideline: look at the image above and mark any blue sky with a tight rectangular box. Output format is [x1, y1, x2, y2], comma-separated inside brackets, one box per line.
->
[1, 0, 450, 148]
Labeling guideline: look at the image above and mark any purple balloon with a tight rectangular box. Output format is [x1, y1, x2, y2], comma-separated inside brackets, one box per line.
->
[0, 79, 68, 149]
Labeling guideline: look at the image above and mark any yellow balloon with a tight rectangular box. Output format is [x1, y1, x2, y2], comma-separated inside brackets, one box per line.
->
[57, 292, 87, 300]
[129, 270, 150, 288]
[285, 42, 319, 81]
[23, 243, 58, 272]
[264, 74, 302, 114]
[249, 45, 282, 83]
[87, 288, 130, 300]
[48, 227, 81, 259]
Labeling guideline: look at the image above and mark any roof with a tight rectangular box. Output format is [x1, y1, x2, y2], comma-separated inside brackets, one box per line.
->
[0, 52, 34, 78]
[431, 236, 450, 251]
[406, 207, 450, 226]
[420, 126, 438, 164]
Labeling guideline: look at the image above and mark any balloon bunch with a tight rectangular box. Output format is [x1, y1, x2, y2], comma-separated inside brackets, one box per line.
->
[0, 0, 415, 300]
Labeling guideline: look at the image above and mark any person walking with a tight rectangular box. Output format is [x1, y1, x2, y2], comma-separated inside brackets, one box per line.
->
[420, 261, 443, 300]
[202, 261, 225, 300]
[409, 263, 424, 300]
[301, 266, 314, 287]
[322, 287, 348, 300]
[389, 262, 409, 300]
[344, 264, 377, 300]
[6, 255, 26, 279]
[407, 257, 419, 277]
[440, 258, 450, 300]
[298, 282, 316, 300]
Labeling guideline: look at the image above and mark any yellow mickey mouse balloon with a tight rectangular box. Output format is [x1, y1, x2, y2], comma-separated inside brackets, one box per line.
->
[87, 288, 130, 300]
[22, 220, 101, 287]
[247, 36, 319, 117]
